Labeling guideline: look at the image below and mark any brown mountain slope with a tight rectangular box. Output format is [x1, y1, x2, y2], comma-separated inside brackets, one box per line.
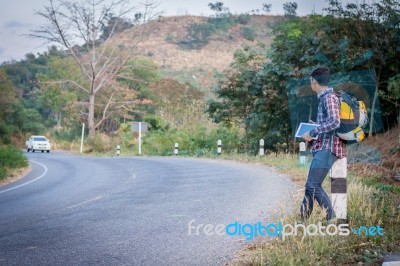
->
[117, 15, 281, 90]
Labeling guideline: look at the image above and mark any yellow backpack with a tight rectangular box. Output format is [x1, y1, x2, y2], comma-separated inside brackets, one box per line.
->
[336, 92, 368, 143]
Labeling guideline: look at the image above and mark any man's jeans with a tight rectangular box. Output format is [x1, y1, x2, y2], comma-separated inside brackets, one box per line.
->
[300, 150, 338, 221]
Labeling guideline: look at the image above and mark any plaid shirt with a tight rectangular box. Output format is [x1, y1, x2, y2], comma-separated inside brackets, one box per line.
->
[309, 88, 345, 158]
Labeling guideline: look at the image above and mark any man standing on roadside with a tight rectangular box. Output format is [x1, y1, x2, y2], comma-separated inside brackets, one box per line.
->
[301, 66, 345, 222]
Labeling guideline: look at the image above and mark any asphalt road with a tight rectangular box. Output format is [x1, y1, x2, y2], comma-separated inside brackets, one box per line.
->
[0, 152, 296, 266]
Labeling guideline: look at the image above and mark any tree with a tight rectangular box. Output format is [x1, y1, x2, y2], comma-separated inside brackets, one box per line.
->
[262, 3, 272, 13]
[36, 56, 82, 131]
[206, 46, 291, 152]
[208, 2, 224, 12]
[0, 69, 14, 120]
[100, 16, 133, 41]
[283, 2, 298, 17]
[386, 75, 400, 123]
[31, 0, 160, 135]
[207, 0, 400, 155]
[324, 0, 400, 135]
[149, 78, 205, 129]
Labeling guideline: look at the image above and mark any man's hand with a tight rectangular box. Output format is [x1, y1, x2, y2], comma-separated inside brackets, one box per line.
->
[302, 131, 314, 142]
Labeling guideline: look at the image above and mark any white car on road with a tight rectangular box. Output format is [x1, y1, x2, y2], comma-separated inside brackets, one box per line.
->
[26, 136, 51, 153]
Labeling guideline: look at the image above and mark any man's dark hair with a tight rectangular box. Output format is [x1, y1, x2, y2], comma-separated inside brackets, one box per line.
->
[311, 67, 330, 86]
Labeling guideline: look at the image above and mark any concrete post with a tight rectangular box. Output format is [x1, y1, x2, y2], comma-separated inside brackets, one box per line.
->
[330, 157, 347, 220]
[259, 139, 265, 156]
[116, 145, 120, 156]
[174, 143, 179, 155]
[299, 142, 306, 166]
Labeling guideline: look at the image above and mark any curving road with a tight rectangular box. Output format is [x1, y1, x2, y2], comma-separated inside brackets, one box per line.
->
[0, 152, 296, 265]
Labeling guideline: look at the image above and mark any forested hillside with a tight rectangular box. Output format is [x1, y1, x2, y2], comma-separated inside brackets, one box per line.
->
[0, 0, 398, 176]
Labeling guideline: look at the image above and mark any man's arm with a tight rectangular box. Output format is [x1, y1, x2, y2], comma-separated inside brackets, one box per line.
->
[310, 93, 340, 136]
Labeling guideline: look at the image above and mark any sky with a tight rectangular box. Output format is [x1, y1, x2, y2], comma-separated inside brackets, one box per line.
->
[0, 0, 355, 64]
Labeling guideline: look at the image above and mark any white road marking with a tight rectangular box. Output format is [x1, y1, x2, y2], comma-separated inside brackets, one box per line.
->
[0, 160, 48, 195]
[168, 214, 185, 217]
[67, 196, 103, 209]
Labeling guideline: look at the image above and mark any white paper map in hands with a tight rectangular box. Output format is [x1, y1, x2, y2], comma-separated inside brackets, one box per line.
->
[295, 123, 320, 140]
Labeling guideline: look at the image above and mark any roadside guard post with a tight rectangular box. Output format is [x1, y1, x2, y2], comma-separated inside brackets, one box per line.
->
[299, 142, 306, 166]
[217, 139, 222, 155]
[330, 157, 347, 220]
[174, 143, 179, 155]
[259, 139, 265, 156]
[116, 145, 120, 156]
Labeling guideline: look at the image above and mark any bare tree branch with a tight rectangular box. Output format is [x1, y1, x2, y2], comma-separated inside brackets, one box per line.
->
[38, 80, 89, 93]
[30, 0, 161, 135]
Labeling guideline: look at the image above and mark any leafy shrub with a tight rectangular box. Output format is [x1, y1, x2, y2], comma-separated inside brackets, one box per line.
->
[0, 168, 6, 180]
[0, 121, 11, 144]
[144, 115, 165, 131]
[142, 124, 241, 156]
[208, 13, 235, 30]
[50, 123, 85, 142]
[241, 26, 256, 41]
[142, 129, 178, 155]
[20, 109, 45, 134]
[86, 133, 113, 153]
[0, 145, 28, 180]
[165, 34, 174, 42]
[0, 145, 28, 168]
[236, 14, 251, 25]
[179, 23, 215, 49]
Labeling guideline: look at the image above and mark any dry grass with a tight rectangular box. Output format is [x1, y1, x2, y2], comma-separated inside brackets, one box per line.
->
[221, 153, 400, 266]
[0, 165, 31, 187]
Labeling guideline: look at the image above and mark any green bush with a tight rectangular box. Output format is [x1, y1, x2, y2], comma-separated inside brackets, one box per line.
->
[0, 121, 11, 144]
[236, 14, 251, 25]
[0, 145, 28, 180]
[141, 124, 241, 156]
[180, 23, 215, 49]
[0, 168, 6, 180]
[241, 26, 256, 41]
[0, 145, 28, 168]
[18, 108, 45, 134]
[50, 123, 85, 142]
[208, 13, 235, 30]
[86, 133, 113, 153]
[165, 34, 174, 42]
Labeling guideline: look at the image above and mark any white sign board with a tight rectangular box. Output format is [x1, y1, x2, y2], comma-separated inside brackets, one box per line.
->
[132, 122, 148, 133]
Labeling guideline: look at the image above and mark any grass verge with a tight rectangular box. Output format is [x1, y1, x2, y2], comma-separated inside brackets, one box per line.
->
[217, 153, 400, 265]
